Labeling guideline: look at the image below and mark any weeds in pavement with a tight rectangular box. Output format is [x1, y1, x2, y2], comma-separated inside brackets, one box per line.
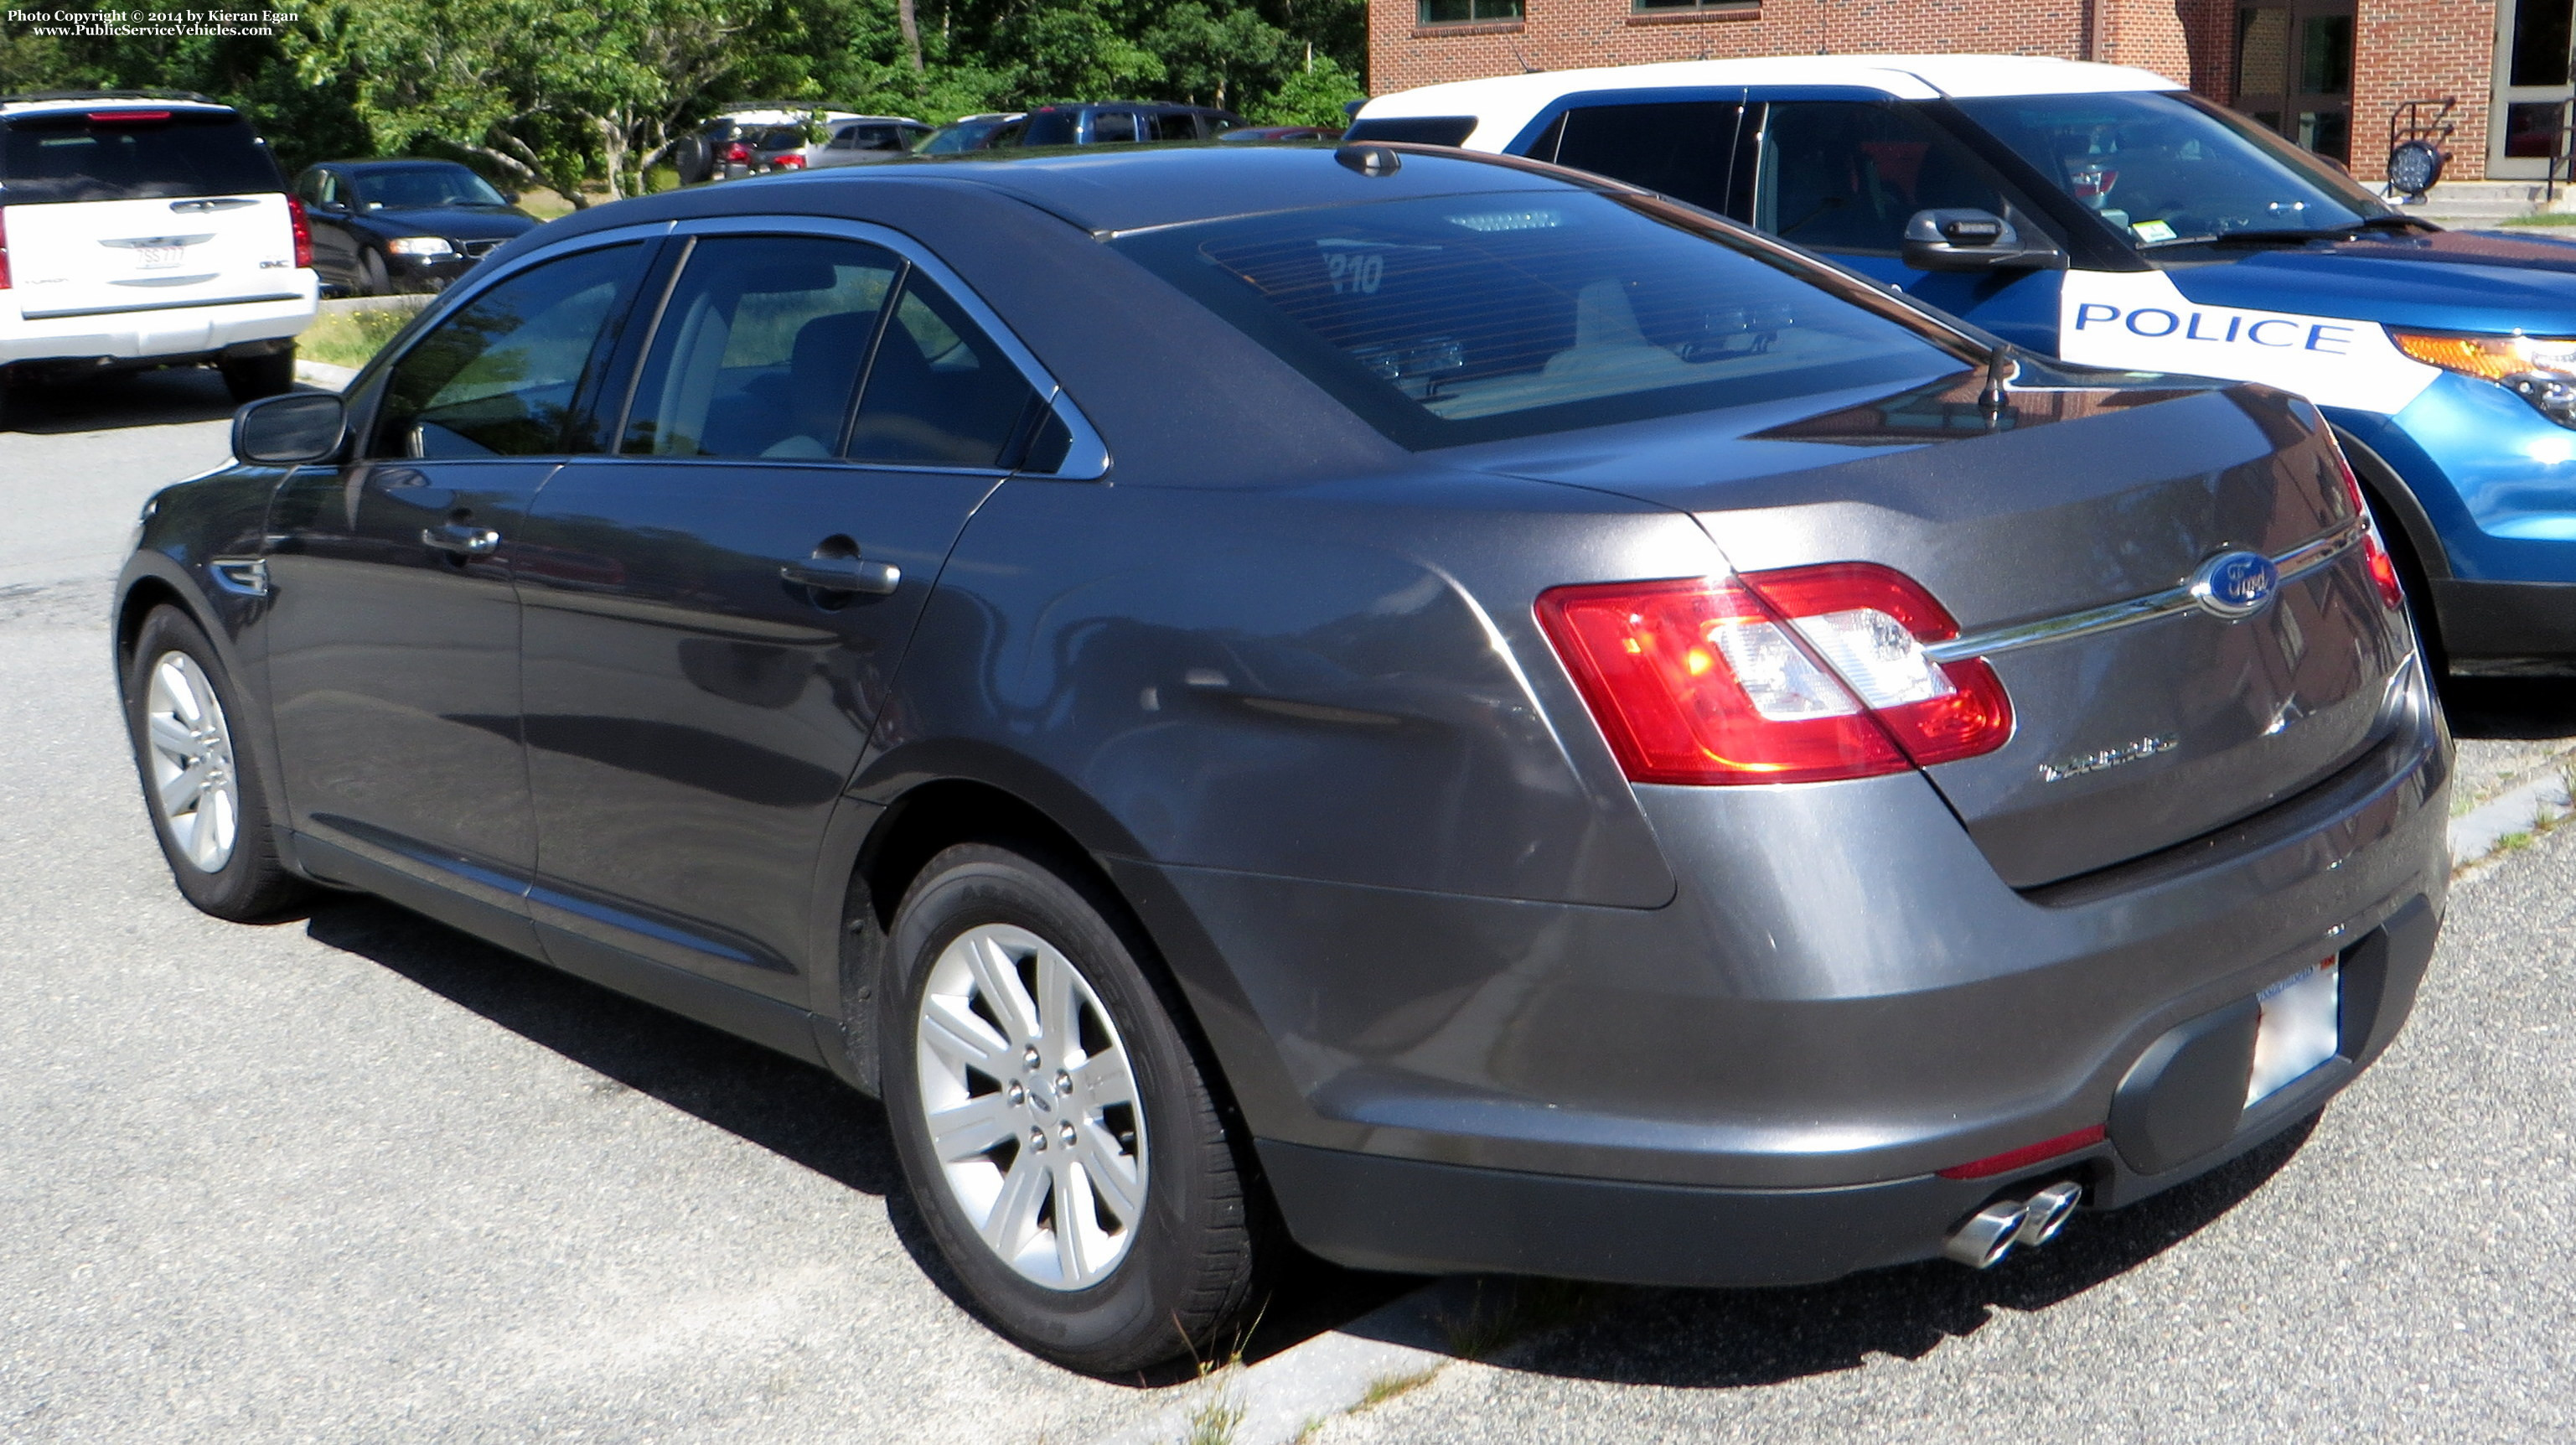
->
[1358, 1367, 1439, 1407]
[1436, 1277, 1603, 1360]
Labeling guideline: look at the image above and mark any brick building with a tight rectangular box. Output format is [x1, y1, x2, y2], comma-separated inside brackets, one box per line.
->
[1371, 0, 2558, 184]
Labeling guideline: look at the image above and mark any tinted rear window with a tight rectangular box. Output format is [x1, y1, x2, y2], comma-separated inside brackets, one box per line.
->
[2, 110, 282, 204]
[1343, 116, 1478, 148]
[1114, 190, 1962, 448]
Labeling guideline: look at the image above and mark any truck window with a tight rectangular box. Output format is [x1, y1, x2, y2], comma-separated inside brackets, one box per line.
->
[1, 110, 282, 204]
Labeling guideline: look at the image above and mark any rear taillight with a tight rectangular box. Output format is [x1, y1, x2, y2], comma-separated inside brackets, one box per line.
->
[2321, 432, 2407, 612]
[1535, 564, 2014, 786]
[773, 153, 805, 169]
[724, 141, 752, 163]
[286, 194, 313, 270]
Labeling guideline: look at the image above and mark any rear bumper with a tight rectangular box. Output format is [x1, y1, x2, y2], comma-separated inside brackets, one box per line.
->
[0, 284, 316, 367]
[1256, 897, 2437, 1286]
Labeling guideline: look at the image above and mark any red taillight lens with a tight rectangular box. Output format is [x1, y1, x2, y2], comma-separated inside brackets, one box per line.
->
[724, 141, 752, 163]
[286, 194, 313, 269]
[88, 109, 171, 123]
[1937, 1124, 2106, 1180]
[2321, 432, 2407, 612]
[1534, 564, 2013, 786]
[773, 153, 805, 169]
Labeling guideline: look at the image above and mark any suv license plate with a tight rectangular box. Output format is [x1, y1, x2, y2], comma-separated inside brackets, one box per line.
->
[2248, 960, 2341, 1106]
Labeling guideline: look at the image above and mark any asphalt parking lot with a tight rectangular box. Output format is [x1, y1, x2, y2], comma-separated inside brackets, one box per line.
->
[4, 368, 2573, 1443]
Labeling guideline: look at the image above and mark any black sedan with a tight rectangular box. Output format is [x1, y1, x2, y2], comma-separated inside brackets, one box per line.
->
[129, 146, 2444, 1373]
[292, 159, 541, 296]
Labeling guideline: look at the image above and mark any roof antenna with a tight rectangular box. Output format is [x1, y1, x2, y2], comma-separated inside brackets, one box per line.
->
[1980, 340, 2018, 426]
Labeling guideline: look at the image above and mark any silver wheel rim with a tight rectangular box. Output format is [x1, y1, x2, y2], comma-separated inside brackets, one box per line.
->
[142, 650, 240, 873]
[915, 923, 1147, 1291]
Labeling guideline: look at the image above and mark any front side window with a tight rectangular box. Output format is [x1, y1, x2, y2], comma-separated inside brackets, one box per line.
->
[1115, 190, 1963, 449]
[1954, 90, 2390, 250]
[373, 243, 644, 459]
[1756, 101, 2015, 254]
[0, 111, 281, 204]
[622, 236, 902, 459]
[1417, 0, 1523, 22]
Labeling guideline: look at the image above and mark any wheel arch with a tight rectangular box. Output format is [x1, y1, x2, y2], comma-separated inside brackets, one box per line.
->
[2331, 423, 2451, 671]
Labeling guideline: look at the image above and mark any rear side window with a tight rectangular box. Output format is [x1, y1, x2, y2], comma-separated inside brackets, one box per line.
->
[848, 273, 1042, 468]
[1544, 101, 1743, 215]
[1342, 116, 1478, 148]
[1146, 112, 1201, 142]
[621, 235, 902, 458]
[1115, 190, 1960, 449]
[1, 111, 282, 204]
[1756, 101, 2014, 253]
[1089, 111, 1142, 145]
[373, 243, 645, 459]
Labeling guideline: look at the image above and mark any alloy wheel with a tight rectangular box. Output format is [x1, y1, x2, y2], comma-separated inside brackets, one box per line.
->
[914, 922, 1147, 1291]
[142, 650, 240, 873]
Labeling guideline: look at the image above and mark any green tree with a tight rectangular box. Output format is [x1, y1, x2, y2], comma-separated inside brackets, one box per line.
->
[1254, 51, 1365, 128]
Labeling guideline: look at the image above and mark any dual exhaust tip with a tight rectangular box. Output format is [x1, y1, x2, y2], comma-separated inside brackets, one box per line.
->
[1942, 1180, 2084, 1270]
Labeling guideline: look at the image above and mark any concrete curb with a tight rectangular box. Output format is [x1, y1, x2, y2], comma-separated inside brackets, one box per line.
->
[293, 360, 359, 391]
[1086, 1279, 1482, 1445]
[2449, 770, 2574, 872]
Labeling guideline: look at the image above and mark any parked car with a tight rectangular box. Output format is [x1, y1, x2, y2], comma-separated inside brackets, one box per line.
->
[1216, 125, 1345, 143]
[672, 106, 862, 184]
[292, 159, 540, 296]
[128, 143, 2446, 1375]
[913, 112, 1027, 154]
[0, 90, 312, 414]
[804, 117, 935, 170]
[1012, 101, 1244, 146]
[1357, 54, 2576, 679]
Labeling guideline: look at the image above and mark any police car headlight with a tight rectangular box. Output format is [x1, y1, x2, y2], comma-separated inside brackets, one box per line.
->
[2391, 329, 2576, 428]
[385, 236, 456, 257]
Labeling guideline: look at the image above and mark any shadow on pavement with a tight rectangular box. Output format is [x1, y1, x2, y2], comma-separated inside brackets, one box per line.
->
[299, 891, 1410, 1382]
[1458, 1117, 2315, 1390]
[4, 367, 241, 433]
[2443, 676, 2576, 741]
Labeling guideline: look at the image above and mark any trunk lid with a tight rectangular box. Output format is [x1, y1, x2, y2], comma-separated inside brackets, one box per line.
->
[2, 106, 298, 322]
[1466, 372, 2413, 888]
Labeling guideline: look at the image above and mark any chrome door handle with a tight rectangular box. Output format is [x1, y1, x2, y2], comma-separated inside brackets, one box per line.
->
[422, 523, 501, 557]
[780, 557, 900, 595]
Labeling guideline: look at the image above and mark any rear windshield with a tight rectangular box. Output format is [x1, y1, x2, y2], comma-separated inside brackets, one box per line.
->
[1114, 190, 1963, 448]
[2, 110, 282, 204]
[748, 126, 810, 151]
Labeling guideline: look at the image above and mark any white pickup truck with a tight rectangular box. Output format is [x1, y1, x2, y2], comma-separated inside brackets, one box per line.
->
[2, 91, 317, 423]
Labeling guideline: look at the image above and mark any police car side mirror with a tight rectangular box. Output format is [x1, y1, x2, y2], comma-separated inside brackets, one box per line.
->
[1901, 208, 2068, 273]
[234, 392, 347, 465]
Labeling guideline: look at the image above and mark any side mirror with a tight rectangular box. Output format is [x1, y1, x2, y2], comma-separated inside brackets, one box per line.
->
[233, 391, 347, 465]
[1901, 208, 2068, 273]
[499, 189, 520, 204]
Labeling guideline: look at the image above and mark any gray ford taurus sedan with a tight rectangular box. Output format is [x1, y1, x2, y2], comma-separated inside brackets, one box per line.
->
[117, 142, 2449, 1372]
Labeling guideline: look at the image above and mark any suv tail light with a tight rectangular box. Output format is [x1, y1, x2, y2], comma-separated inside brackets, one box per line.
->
[2320, 432, 2406, 612]
[772, 153, 805, 169]
[286, 194, 313, 270]
[1535, 564, 2013, 786]
[723, 141, 752, 164]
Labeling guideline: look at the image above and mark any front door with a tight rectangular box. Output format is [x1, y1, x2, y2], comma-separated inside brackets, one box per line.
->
[2493, 0, 2575, 179]
[262, 240, 651, 944]
[2232, 2, 2356, 166]
[515, 230, 1040, 999]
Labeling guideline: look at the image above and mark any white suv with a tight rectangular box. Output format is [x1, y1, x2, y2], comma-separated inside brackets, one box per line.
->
[2, 91, 317, 422]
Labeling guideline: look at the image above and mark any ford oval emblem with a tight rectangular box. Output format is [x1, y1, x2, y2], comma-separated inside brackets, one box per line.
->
[2189, 550, 2279, 620]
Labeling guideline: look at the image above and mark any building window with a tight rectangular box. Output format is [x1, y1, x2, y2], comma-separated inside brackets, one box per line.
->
[1417, 0, 1522, 25]
[1631, 0, 1755, 13]
[2232, 2, 2353, 164]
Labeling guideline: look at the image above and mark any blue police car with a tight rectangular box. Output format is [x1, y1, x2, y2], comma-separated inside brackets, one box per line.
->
[1355, 56, 2576, 676]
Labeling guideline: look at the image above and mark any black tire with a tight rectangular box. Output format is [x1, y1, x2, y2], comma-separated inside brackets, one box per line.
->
[880, 842, 1270, 1373]
[219, 347, 296, 403]
[124, 606, 311, 922]
[358, 248, 390, 298]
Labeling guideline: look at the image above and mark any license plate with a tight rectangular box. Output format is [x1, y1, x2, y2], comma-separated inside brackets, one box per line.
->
[2247, 959, 2341, 1106]
[134, 246, 183, 269]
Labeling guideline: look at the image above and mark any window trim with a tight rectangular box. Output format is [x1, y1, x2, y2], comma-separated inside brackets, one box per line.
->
[1415, 0, 1524, 27]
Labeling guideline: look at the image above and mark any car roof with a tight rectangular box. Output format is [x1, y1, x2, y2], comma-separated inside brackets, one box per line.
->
[0, 92, 236, 120]
[1361, 54, 2183, 147]
[542, 144, 1599, 241]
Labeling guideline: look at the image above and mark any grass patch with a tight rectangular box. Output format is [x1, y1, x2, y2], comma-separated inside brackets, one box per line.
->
[1357, 1367, 1438, 1408]
[298, 304, 417, 370]
[1177, 1391, 1245, 1445]
[1435, 1277, 1602, 1361]
[2496, 210, 2576, 227]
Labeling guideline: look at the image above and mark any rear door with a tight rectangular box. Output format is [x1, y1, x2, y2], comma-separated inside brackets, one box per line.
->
[0, 106, 303, 321]
[514, 225, 1046, 999]
[1518, 90, 1748, 219]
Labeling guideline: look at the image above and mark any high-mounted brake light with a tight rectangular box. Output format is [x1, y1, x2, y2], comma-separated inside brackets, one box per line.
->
[1535, 563, 2014, 786]
[285, 194, 313, 270]
[88, 109, 171, 123]
[2320, 431, 2406, 613]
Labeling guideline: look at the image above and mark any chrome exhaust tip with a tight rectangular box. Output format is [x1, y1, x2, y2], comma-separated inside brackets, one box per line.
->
[1942, 1199, 2030, 1269]
[2015, 1181, 2084, 1247]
